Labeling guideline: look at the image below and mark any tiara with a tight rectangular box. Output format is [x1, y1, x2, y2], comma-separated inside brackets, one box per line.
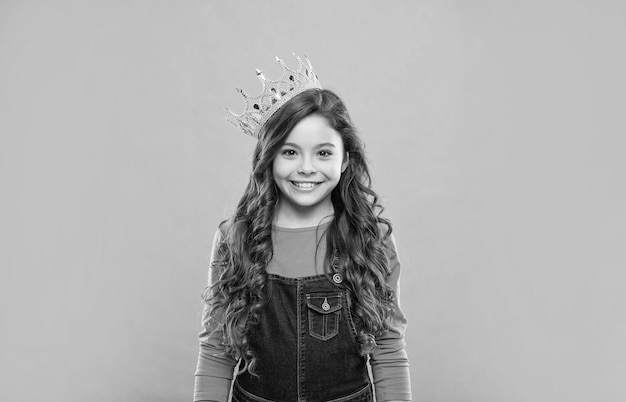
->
[225, 53, 322, 139]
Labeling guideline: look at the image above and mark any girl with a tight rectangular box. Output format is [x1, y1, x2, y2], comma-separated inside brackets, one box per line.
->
[194, 55, 411, 402]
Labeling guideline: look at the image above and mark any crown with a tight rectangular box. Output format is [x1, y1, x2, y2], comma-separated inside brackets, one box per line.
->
[225, 53, 322, 139]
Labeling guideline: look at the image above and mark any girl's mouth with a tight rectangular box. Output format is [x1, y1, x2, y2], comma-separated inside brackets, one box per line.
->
[290, 181, 321, 189]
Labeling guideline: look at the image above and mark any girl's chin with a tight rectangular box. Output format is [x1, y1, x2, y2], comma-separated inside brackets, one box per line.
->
[279, 193, 333, 211]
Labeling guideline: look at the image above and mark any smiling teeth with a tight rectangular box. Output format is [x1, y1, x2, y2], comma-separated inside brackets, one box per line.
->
[292, 182, 318, 188]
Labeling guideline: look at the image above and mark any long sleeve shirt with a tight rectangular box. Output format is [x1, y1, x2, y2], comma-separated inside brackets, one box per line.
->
[194, 222, 412, 401]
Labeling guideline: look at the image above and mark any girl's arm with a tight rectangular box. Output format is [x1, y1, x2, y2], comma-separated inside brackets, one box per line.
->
[370, 233, 412, 401]
[193, 228, 238, 402]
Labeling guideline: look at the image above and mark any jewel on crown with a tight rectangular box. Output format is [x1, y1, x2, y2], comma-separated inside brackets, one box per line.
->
[225, 53, 322, 139]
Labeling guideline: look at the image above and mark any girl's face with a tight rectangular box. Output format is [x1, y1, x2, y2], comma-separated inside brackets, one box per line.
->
[272, 114, 348, 222]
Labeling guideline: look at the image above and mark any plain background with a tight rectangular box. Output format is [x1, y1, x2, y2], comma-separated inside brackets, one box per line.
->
[1, 1, 625, 401]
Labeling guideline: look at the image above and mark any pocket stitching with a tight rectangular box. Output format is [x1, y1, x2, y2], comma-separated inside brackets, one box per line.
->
[306, 293, 341, 341]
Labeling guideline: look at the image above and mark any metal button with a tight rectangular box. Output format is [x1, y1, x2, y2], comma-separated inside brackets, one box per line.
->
[332, 273, 343, 284]
[322, 297, 330, 311]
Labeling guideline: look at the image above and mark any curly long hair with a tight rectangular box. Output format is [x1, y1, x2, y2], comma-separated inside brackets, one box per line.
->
[202, 88, 395, 374]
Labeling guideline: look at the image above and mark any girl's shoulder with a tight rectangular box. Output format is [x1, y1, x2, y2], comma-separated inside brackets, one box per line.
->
[376, 218, 393, 240]
[216, 219, 233, 239]
[376, 219, 399, 256]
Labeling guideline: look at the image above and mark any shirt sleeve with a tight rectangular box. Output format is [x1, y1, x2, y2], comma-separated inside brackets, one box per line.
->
[370, 233, 412, 401]
[193, 228, 238, 402]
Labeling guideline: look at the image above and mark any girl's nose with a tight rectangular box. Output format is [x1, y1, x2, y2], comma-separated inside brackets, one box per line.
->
[297, 157, 316, 174]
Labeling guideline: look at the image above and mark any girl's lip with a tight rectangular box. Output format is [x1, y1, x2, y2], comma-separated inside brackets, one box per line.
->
[290, 180, 322, 189]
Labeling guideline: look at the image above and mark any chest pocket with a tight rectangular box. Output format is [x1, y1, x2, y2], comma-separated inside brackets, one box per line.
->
[306, 293, 342, 341]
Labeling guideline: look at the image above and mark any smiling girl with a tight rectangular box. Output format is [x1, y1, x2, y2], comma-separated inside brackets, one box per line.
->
[194, 55, 411, 402]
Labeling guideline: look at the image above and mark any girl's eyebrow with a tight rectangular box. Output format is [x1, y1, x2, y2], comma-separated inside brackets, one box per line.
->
[282, 142, 337, 148]
[316, 142, 337, 148]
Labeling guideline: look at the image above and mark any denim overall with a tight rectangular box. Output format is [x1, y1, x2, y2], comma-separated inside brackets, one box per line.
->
[231, 273, 373, 402]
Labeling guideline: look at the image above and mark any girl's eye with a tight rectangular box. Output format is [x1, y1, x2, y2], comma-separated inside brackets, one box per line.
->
[282, 149, 297, 157]
[318, 150, 333, 157]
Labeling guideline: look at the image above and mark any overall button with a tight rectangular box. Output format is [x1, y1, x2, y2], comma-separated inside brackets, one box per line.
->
[332, 273, 343, 284]
[322, 297, 330, 311]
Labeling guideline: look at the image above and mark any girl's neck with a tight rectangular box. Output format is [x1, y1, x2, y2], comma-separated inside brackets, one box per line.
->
[273, 199, 335, 229]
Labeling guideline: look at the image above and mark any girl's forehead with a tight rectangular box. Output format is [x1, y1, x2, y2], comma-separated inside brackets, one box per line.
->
[283, 115, 342, 146]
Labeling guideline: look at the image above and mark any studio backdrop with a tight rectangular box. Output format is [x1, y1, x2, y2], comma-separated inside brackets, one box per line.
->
[1, 1, 624, 401]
